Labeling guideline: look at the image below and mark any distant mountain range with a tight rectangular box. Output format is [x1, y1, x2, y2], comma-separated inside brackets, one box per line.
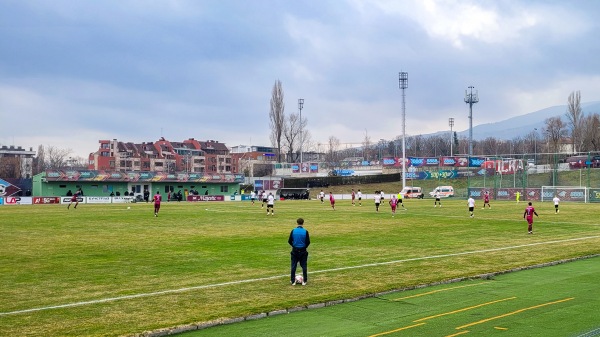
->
[448, 101, 600, 140]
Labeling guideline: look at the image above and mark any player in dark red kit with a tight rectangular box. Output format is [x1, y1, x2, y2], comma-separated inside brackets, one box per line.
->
[329, 192, 335, 210]
[67, 190, 80, 209]
[153, 191, 162, 217]
[523, 202, 539, 234]
[483, 190, 491, 209]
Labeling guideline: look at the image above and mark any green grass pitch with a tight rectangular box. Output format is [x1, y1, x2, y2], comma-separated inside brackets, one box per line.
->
[0, 197, 599, 336]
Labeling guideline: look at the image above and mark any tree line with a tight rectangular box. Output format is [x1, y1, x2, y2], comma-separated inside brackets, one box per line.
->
[269, 83, 600, 163]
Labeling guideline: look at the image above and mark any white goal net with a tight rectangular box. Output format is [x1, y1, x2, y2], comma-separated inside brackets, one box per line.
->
[541, 186, 588, 203]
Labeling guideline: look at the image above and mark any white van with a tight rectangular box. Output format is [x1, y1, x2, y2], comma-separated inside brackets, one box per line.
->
[400, 186, 424, 199]
[429, 186, 454, 198]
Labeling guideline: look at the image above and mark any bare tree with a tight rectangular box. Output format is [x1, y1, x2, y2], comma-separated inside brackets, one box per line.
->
[34, 144, 45, 174]
[269, 80, 285, 162]
[544, 117, 567, 153]
[566, 91, 584, 153]
[581, 113, 600, 151]
[325, 136, 341, 173]
[361, 129, 371, 161]
[0, 156, 20, 178]
[34, 145, 73, 170]
[282, 112, 301, 162]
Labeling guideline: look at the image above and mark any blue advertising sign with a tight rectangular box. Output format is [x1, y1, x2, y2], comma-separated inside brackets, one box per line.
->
[469, 157, 486, 167]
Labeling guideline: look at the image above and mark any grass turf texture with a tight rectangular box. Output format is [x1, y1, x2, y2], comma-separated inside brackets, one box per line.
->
[0, 198, 599, 336]
[184, 256, 600, 336]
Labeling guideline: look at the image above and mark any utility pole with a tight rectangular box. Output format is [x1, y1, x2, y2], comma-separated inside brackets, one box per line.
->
[298, 98, 304, 164]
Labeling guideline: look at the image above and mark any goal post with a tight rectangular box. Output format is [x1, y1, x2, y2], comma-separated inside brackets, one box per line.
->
[541, 186, 588, 203]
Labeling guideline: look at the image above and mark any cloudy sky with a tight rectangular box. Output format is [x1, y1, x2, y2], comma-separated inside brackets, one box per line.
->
[1, 0, 599, 158]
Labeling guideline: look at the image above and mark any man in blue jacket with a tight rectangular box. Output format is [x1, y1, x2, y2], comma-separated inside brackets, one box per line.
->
[288, 218, 310, 285]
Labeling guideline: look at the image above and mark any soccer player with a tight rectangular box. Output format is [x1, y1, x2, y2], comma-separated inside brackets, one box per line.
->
[374, 191, 382, 212]
[250, 190, 256, 205]
[380, 190, 385, 203]
[389, 195, 398, 217]
[515, 191, 521, 203]
[329, 192, 335, 210]
[357, 189, 363, 206]
[261, 190, 268, 208]
[482, 190, 491, 209]
[553, 195, 560, 214]
[67, 190, 80, 209]
[433, 189, 442, 208]
[524, 201, 539, 234]
[468, 196, 475, 218]
[319, 190, 325, 204]
[266, 192, 275, 215]
[153, 191, 161, 217]
[351, 189, 356, 206]
[397, 191, 406, 210]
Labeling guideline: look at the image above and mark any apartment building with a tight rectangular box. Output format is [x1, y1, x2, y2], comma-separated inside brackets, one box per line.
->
[88, 138, 232, 174]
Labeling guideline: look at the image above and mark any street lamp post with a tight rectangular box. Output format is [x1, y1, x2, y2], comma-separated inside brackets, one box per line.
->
[449, 117, 455, 156]
[298, 98, 304, 164]
[399, 71, 408, 189]
[464, 86, 479, 156]
[534, 128, 538, 164]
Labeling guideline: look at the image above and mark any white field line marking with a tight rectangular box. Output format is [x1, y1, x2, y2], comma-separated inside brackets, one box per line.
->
[1, 235, 599, 317]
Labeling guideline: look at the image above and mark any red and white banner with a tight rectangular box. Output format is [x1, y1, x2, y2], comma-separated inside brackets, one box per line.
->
[33, 197, 61, 204]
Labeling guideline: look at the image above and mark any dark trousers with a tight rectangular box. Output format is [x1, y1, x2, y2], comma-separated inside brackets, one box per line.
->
[290, 249, 308, 282]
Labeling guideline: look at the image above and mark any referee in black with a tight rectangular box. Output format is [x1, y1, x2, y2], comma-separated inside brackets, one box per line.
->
[288, 218, 310, 285]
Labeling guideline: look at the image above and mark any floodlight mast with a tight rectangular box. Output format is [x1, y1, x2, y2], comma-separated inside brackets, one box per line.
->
[464, 86, 479, 156]
[449, 117, 455, 156]
[399, 72, 408, 189]
[298, 98, 304, 164]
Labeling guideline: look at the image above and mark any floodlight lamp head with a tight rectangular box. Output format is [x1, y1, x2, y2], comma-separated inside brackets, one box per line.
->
[398, 72, 408, 89]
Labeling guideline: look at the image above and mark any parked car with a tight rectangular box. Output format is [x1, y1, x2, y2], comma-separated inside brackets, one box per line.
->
[429, 186, 455, 198]
[401, 186, 424, 199]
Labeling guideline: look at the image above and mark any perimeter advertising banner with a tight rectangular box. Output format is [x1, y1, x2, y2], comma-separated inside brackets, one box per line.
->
[86, 196, 112, 204]
[60, 196, 86, 204]
[383, 157, 486, 168]
[33, 197, 61, 204]
[112, 196, 135, 203]
[292, 163, 319, 174]
[541, 188, 586, 202]
[254, 179, 283, 190]
[4, 196, 33, 205]
[187, 195, 225, 202]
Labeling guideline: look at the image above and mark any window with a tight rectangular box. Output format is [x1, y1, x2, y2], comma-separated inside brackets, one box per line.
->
[220, 186, 228, 192]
